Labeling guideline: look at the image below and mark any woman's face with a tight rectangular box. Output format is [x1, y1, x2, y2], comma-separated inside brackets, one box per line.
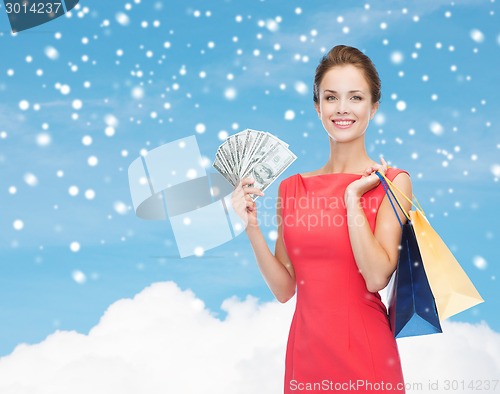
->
[314, 65, 379, 144]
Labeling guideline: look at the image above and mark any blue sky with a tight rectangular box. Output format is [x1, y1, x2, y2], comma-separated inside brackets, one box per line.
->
[0, 0, 498, 357]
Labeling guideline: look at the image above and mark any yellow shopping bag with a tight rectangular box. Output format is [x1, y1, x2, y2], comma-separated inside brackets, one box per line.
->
[378, 171, 484, 320]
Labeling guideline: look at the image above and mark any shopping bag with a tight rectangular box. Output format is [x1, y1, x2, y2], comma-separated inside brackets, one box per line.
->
[377, 173, 442, 338]
[409, 209, 484, 319]
[389, 223, 443, 338]
[378, 171, 484, 320]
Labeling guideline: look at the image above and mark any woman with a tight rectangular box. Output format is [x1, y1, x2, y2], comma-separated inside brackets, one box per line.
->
[234, 45, 411, 393]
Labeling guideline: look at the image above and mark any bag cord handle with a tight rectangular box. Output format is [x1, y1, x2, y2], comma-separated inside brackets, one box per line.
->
[376, 169, 425, 216]
[375, 172, 408, 228]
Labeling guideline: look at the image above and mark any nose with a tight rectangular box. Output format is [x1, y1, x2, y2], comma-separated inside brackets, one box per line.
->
[337, 99, 349, 114]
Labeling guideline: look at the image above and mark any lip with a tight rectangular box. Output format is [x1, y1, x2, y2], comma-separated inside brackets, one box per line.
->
[332, 118, 356, 129]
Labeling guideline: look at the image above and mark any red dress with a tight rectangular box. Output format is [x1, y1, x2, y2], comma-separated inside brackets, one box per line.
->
[279, 167, 407, 394]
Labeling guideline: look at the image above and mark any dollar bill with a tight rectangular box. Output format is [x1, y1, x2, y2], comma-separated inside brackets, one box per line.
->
[235, 129, 251, 176]
[238, 129, 261, 178]
[212, 129, 297, 196]
[225, 136, 239, 179]
[214, 151, 236, 186]
[242, 142, 297, 200]
[240, 131, 282, 177]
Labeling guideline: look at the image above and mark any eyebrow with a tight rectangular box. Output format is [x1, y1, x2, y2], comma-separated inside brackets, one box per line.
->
[323, 89, 365, 94]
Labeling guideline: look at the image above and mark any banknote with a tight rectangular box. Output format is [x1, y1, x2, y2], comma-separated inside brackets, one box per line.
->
[212, 129, 297, 199]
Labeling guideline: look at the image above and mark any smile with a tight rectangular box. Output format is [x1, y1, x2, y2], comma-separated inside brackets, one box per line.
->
[332, 119, 355, 128]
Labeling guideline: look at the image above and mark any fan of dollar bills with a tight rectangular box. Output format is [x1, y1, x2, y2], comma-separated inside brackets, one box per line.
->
[212, 129, 297, 200]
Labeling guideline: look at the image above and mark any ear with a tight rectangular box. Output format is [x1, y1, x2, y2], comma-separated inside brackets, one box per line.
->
[314, 102, 321, 118]
[369, 101, 380, 120]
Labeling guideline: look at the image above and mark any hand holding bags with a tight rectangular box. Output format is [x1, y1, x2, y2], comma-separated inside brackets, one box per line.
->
[376, 170, 484, 337]
[377, 172, 442, 338]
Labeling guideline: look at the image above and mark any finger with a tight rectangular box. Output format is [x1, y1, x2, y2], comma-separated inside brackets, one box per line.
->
[234, 181, 244, 192]
[246, 200, 256, 211]
[232, 186, 244, 198]
[241, 177, 255, 186]
[244, 187, 264, 196]
[363, 166, 374, 175]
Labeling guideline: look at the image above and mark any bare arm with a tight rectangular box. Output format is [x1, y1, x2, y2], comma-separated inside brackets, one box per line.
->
[245, 183, 296, 303]
[344, 172, 412, 292]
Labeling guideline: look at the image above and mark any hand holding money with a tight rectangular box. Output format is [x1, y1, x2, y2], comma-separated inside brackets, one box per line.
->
[231, 177, 263, 229]
[212, 129, 297, 201]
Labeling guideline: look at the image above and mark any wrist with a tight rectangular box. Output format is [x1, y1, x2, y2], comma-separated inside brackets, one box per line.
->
[344, 187, 362, 202]
[245, 223, 261, 236]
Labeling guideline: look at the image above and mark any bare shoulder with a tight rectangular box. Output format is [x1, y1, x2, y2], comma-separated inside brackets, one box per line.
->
[388, 171, 412, 212]
[391, 171, 412, 191]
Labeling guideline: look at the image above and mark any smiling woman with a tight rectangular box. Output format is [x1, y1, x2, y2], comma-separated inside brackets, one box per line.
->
[313, 46, 381, 148]
[237, 45, 413, 394]
[315, 64, 379, 145]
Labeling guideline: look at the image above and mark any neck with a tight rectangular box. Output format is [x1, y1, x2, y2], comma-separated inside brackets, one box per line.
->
[322, 136, 374, 174]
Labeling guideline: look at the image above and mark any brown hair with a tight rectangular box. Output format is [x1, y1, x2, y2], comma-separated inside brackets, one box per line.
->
[313, 45, 381, 104]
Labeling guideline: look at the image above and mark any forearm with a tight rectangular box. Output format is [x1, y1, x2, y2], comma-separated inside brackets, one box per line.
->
[345, 192, 393, 292]
[246, 226, 296, 303]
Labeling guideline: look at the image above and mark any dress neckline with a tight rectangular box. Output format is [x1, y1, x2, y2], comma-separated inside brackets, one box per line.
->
[297, 172, 363, 179]
[298, 167, 395, 179]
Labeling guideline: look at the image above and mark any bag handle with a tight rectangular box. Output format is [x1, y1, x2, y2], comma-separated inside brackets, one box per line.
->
[375, 172, 409, 228]
[376, 169, 426, 217]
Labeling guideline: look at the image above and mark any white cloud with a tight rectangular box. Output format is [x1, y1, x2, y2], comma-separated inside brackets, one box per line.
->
[0, 282, 294, 394]
[398, 321, 500, 392]
[0, 282, 498, 394]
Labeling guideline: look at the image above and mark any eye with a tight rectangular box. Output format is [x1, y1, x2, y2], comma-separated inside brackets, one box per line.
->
[325, 95, 337, 101]
[351, 96, 362, 101]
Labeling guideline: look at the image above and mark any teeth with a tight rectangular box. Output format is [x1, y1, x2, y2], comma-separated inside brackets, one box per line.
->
[334, 121, 354, 126]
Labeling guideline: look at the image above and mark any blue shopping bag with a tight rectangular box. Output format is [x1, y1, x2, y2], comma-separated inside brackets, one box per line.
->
[377, 172, 442, 339]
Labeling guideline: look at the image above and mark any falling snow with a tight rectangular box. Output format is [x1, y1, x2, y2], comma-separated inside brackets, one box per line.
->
[36, 133, 51, 147]
[44, 46, 59, 60]
[390, 51, 404, 65]
[23, 173, 38, 187]
[470, 29, 485, 43]
[113, 201, 128, 215]
[396, 101, 407, 111]
[0, 1, 497, 356]
[430, 121, 444, 136]
[72, 270, 87, 284]
[224, 87, 237, 100]
[284, 110, 295, 120]
[13, 220, 24, 231]
[473, 256, 488, 270]
[195, 123, 206, 134]
[70, 242, 81, 252]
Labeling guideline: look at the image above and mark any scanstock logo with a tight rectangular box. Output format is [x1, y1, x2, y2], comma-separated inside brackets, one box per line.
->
[128, 136, 247, 258]
[3, 0, 79, 33]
